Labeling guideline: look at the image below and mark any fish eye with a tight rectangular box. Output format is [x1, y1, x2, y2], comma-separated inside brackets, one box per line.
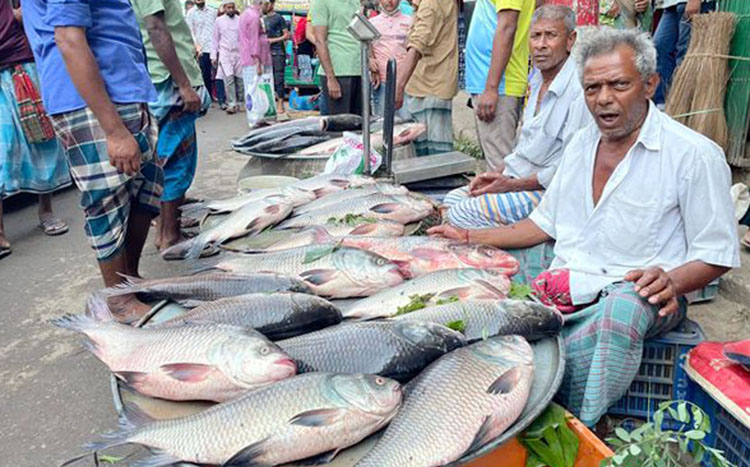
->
[260, 347, 270, 355]
[374, 377, 386, 386]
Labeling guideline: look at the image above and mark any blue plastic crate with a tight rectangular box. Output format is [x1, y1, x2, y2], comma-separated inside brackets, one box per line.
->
[608, 319, 705, 420]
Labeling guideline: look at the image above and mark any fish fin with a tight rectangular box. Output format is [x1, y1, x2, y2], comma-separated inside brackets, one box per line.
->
[185, 233, 210, 260]
[115, 371, 148, 387]
[174, 298, 207, 308]
[437, 287, 474, 300]
[120, 401, 156, 427]
[244, 217, 266, 237]
[130, 450, 182, 467]
[289, 408, 347, 427]
[473, 279, 508, 298]
[369, 202, 400, 214]
[295, 448, 342, 465]
[85, 293, 117, 322]
[310, 226, 333, 243]
[487, 367, 523, 395]
[223, 439, 271, 466]
[188, 255, 225, 275]
[98, 274, 145, 297]
[49, 314, 103, 356]
[312, 187, 329, 198]
[348, 223, 378, 235]
[83, 402, 148, 453]
[160, 363, 217, 382]
[408, 248, 445, 261]
[465, 415, 495, 455]
[264, 204, 283, 215]
[390, 260, 413, 278]
[299, 269, 338, 286]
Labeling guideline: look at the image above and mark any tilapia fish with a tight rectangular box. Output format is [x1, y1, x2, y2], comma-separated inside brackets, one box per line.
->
[167, 197, 294, 260]
[290, 173, 377, 198]
[102, 272, 312, 308]
[155, 293, 342, 340]
[181, 186, 315, 216]
[293, 183, 409, 216]
[356, 336, 534, 467]
[345, 269, 511, 319]
[87, 373, 401, 466]
[277, 321, 466, 382]
[394, 299, 563, 342]
[337, 236, 520, 278]
[277, 194, 434, 230]
[52, 297, 295, 402]
[254, 223, 406, 252]
[201, 246, 405, 298]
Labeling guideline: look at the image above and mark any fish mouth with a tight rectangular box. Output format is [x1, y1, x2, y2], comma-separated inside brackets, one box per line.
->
[275, 358, 298, 372]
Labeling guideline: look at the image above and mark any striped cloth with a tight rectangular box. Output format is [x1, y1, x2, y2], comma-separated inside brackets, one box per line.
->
[403, 94, 453, 156]
[11, 64, 56, 144]
[50, 104, 163, 260]
[444, 185, 544, 229]
[0, 62, 71, 198]
[508, 243, 686, 427]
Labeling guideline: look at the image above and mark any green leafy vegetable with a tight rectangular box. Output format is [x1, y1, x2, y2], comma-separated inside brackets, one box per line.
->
[302, 245, 338, 264]
[326, 214, 378, 226]
[521, 403, 579, 467]
[444, 320, 466, 333]
[435, 295, 460, 305]
[97, 455, 125, 464]
[509, 282, 534, 300]
[395, 293, 436, 316]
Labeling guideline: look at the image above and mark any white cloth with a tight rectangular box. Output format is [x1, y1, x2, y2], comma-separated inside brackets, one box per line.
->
[502, 57, 592, 188]
[529, 102, 740, 305]
[211, 14, 242, 79]
[185, 5, 217, 52]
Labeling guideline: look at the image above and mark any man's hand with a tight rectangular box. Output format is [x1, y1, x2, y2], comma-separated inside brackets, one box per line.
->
[469, 172, 516, 196]
[476, 89, 499, 122]
[195, 44, 202, 55]
[327, 76, 342, 100]
[634, 0, 649, 13]
[211, 59, 217, 68]
[605, 2, 620, 18]
[257, 65, 263, 76]
[625, 267, 680, 317]
[179, 85, 202, 113]
[107, 129, 142, 176]
[427, 224, 469, 243]
[684, 0, 700, 21]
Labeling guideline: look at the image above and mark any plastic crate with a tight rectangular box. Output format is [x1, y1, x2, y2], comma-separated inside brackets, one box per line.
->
[689, 383, 750, 467]
[608, 319, 705, 420]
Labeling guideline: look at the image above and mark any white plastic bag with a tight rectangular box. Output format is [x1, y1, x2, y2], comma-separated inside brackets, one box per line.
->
[324, 132, 383, 175]
[244, 66, 277, 127]
[731, 183, 750, 221]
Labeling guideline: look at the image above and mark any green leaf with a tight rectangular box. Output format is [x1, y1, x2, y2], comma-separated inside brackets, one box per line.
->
[653, 410, 664, 429]
[678, 437, 688, 453]
[302, 244, 337, 264]
[684, 429, 706, 440]
[677, 402, 688, 424]
[526, 454, 547, 467]
[693, 446, 705, 463]
[667, 407, 679, 422]
[693, 407, 703, 429]
[394, 293, 435, 316]
[509, 282, 534, 300]
[615, 427, 631, 442]
[629, 445, 642, 456]
[444, 320, 466, 333]
[613, 453, 627, 465]
[435, 295, 460, 305]
[97, 455, 125, 465]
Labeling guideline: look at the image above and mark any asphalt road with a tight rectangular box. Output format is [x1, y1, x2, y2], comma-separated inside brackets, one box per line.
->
[0, 107, 250, 466]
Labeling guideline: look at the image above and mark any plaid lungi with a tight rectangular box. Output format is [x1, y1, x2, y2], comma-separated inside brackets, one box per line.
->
[444, 185, 544, 229]
[403, 95, 454, 156]
[509, 244, 686, 427]
[50, 104, 163, 260]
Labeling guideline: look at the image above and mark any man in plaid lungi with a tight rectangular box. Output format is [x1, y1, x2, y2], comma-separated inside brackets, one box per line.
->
[23, 0, 163, 321]
[430, 28, 739, 426]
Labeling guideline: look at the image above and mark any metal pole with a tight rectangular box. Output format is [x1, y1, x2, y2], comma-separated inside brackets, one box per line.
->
[361, 41, 371, 175]
[383, 58, 397, 177]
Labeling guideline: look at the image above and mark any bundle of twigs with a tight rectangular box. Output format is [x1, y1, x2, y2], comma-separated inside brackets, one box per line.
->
[665, 12, 736, 151]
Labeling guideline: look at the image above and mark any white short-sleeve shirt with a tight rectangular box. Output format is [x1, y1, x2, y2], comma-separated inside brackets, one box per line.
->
[529, 102, 740, 304]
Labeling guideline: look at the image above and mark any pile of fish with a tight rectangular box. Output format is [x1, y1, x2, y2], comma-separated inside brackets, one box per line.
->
[53, 173, 568, 466]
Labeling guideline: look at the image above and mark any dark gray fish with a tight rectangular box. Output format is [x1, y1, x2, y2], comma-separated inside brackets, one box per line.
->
[244, 134, 332, 155]
[322, 113, 363, 132]
[232, 116, 323, 147]
[277, 320, 467, 382]
[154, 293, 342, 340]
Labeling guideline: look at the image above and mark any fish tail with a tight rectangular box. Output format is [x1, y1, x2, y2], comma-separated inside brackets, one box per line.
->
[100, 274, 145, 298]
[186, 232, 213, 260]
[179, 201, 207, 217]
[86, 293, 117, 322]
[85, 403, 152, 453]
[188, 254, 226, 275]
[49, 313, 101, 355]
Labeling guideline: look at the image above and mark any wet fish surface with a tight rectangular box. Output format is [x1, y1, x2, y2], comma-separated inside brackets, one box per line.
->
[52, 297, 296, 402]
[154, 293, 342, 340]
[394, 299, 564, 342]
[289, 174, 377, 198]
[356, 336, 534, 467]
[253, 223, 406, 252]
[293, 183, 409, 216]
[181, 186, 315, 216]
[345, 269, 511, 319]
[87, 373, 402, 466]
[277, 320, 466, 382]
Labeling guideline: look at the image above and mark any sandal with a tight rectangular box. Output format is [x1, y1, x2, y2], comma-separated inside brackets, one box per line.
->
[0, 244, 11, 260]
[39, 216, 69, 236]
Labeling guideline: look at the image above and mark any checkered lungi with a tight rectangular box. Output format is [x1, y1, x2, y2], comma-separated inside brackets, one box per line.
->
[508, 243, 686, 427]
[50, 104, 163, 260]
[443, 185, 544, 229]
[403, 95, 454, 156]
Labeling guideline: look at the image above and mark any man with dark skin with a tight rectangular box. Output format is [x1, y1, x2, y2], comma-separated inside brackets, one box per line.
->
[431, 28, 739, 426]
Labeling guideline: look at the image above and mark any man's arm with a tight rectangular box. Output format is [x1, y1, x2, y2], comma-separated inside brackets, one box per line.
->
[468, 171, 543, 196]
[428, 218, 552, 249]
[477, 9, 519, 122]
[395, 47, 420, 109]
[268, 25, 290, 44]
[312, 25, 341, 99]
[144, 11, 201, 112]
[54, 27, 142, 176]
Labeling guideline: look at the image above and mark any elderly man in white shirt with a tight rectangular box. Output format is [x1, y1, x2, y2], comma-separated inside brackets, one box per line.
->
[430, 27, 740, 427]
[443, 5, 591, 230]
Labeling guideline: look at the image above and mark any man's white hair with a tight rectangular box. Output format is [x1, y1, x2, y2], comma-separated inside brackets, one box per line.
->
[574, 27, 657, 82]
[531, 4, 576, 34]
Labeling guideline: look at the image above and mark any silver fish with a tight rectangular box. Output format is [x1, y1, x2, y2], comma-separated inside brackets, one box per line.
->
[394, 299, 564, 342]
[155, 293, 342, 340]
[345, 269, 511, 319]
[181, 186, 315, 216]
[290, 173, 377, 198]
[293, 183, 409, 215]
[356, 336, 534, 467]
[51, 296, 296, 402]
[232, 116, 324, 147]
[255, 223, 406, 252]
[201, 246, 405, 298]
[277, 320, 467, 382]
[277, 194, 434, 230]
[101, 272, 312, 308]
[87, 373, 402, 466]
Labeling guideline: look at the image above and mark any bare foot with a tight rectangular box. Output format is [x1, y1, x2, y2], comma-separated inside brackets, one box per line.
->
[107, 294, 153, 325]
[0, 232, 10, 259]
[742, 229, 750, 249]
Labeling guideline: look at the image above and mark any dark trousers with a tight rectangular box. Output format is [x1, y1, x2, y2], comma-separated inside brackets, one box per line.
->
[321, 76, 362, 116]
[198, 52, 214, 99]
[271, 53, 286, 100]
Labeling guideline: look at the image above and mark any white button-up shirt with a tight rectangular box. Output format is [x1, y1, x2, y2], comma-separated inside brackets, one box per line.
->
[503, 56, 592, 188]
[529, 103, 740, 305]
[185, 5, 217, 52]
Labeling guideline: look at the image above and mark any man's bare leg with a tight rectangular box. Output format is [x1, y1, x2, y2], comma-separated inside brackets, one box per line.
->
[0, 199, 9, 255]
[157, 196, 185, 251]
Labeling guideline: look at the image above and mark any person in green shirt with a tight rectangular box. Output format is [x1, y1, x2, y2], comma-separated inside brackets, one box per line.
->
[131, 0, 211, 256]
[311, 0, 362, 115]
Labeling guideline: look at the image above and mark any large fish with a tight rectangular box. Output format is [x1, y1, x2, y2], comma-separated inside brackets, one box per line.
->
[154, 293, 342, 340]
[200, 246, 405, 298]
[87, 373, 401, 466]
[181, 186, 315, 216]
[277, 321, 466, 382]
[290, 173, 377, 198]
[166, 197, 294, 259]
[102, 272, 312, 308]
[345, 269, 511, 319]
[241, 134, 332, 155]
[356, 336, 535, 467]
[394, 299, 564, 342]
[232, 116, 324, 148]
[277, 194, 434, 230]
[253, 223, 406, 253]
[293, 183, 409, 216]
[51, 297, 295, 402]
[336, 236, 520, 278]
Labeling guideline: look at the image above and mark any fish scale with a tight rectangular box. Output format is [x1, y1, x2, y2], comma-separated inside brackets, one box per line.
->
[262, 222, 405, 252]
[292, 184, 409, 215]
[355, 337, 534, 467]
